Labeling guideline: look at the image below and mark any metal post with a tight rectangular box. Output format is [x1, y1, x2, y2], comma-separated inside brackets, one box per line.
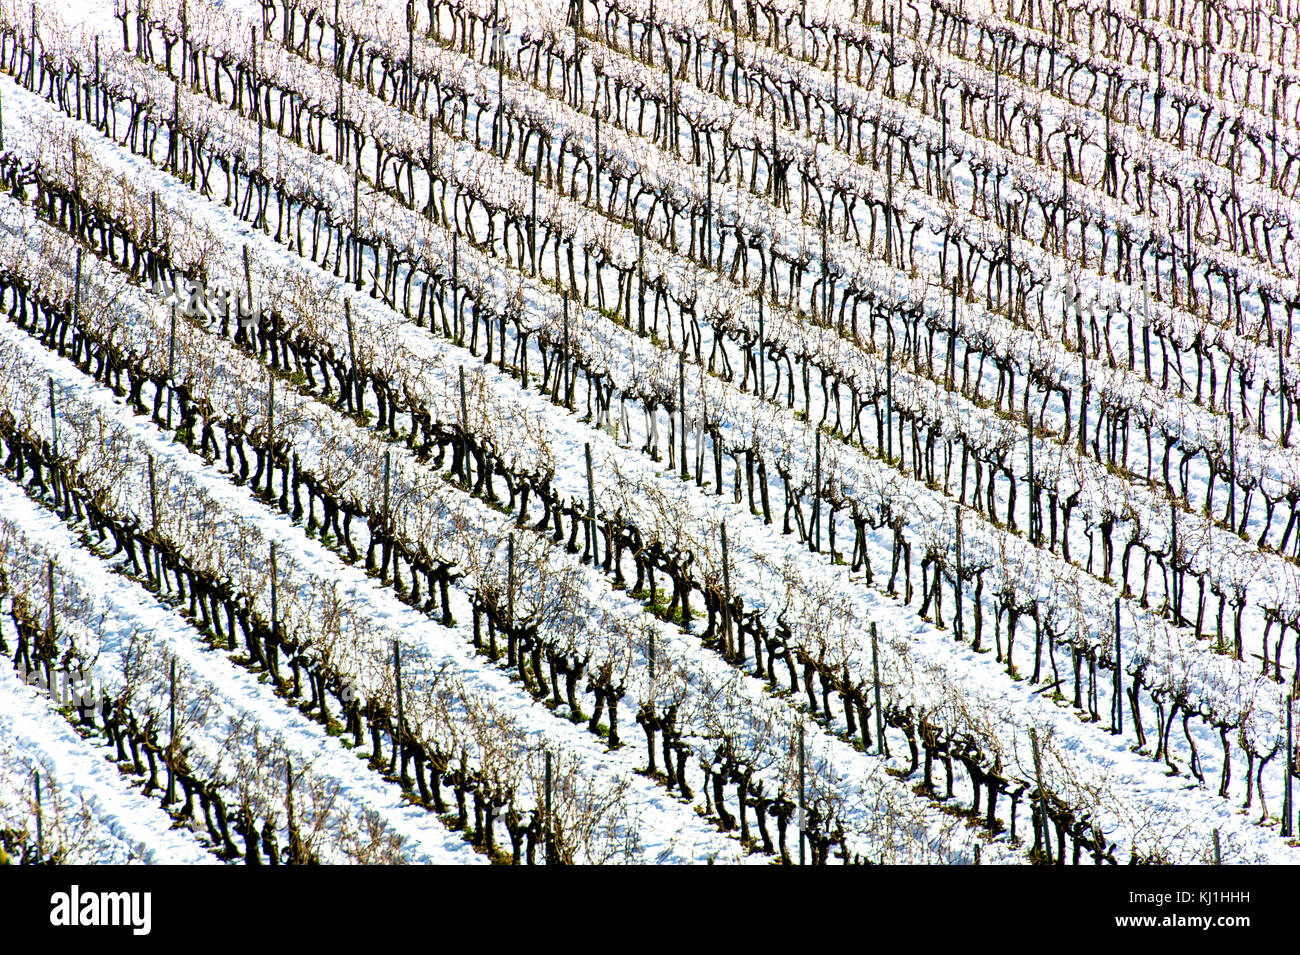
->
[1030, 727, 1048, 862]
[383, 450, 391, 532]
[721, 522, 732, 657]
[460, 367, 470, 487]
[345, 299, 360, 414]
[426, 116, 435, 223]
[352, 157, 361, 291]
[797, 720, 806, 865]
[335, 0, 343, 162]
[1170, 500, 1179, 622]
[585, 443, 598, 567]
[27, 2, 35, 90]
[679, 353, 688, 480]
[949, 278, 958, 388]
[148, 455, 159, 531]
[166, 656, 177, 804]
[544, 749, 554, 864]
[885, 128, 893, 265]
[594, 77, 601, 193]
[872, 622, 885, 756]
[820, 212, 828, 320]
[406, 0, 415, 112]
[812, 431, 821, 552]
[47, 377, 57, 457]
[562, 293, 571, 408]
[706, 154, 712, 269]
[507, 534, 515, 629]
[1213, 828, 1221, 864]
[1113, 598, 1122, 735]
[1228, 414, 1236, 528]
[494, 0, 502, 154]
[1026, 410, 1034, 544]
[954, 507, 963, 642]
[46, 559, 55, 663]
[242, 245, 254, 343]
[394, 639, 405, 780]
[34, 770, 42, 861]
[167, 304, 177, 429]
[637, 222, 646, 336]
[270, 541, 278, 669]
[885, 330, 893, 463]
[149, 454, 161, 585]
[453, 233, 460, 345]
[1284, 692, 1294, 838]
[758, 297, 765, 398]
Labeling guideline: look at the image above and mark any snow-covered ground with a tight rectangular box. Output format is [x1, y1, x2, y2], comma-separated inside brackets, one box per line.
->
[2, 0, 1297, 864]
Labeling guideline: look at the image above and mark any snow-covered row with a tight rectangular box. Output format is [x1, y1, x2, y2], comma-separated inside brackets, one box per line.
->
[17, 26, 1289, 862]
[0, 484, 487, 864]
[0, 613, 217, 865]
[645, 0, 1300, 290]
[10, 0, 1297, 863]
[0, 154, 1018, 864]
[226, 13, 1300, 645]
[0, 306, 752, 864]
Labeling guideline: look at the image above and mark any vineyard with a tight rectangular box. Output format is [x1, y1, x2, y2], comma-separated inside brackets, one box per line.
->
[0, 0, 1297, 866]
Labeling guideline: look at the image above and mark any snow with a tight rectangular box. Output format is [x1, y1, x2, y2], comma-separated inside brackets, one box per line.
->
[1, 0, 1296, 864]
